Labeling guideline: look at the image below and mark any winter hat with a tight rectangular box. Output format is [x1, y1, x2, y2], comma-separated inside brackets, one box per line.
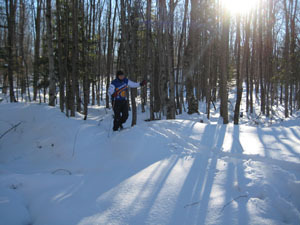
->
[116, 70, 125, 78]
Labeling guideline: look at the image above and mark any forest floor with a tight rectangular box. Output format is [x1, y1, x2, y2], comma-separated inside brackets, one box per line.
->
[0, 92, 300, 225]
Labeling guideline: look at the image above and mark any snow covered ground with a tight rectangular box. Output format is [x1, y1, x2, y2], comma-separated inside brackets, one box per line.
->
[0, 95, 300, 225]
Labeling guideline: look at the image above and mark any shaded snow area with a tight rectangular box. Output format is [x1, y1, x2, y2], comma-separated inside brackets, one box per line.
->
[0, 102, 300, 225]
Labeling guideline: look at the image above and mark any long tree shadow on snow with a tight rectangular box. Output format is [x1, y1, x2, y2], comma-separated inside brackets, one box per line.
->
[256, 126, 300, 162]
[51, 120, 300, 225]
[74, 121, 223, 225]
[167, 123, 228, 225]
[219, 125, 250, 225]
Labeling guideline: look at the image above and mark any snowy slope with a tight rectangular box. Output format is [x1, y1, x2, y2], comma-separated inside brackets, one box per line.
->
[0, 101, 300, 225]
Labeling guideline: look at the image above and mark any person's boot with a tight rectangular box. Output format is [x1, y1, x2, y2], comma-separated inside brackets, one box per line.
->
[113, 119, 120, 131]
[120, 124, 124, 130]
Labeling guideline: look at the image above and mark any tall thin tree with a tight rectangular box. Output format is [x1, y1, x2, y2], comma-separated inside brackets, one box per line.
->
[47, 0, 56, 106]
[5, 0, 17, 102]
[220, 3, 229, 124]
[33, 0, 42, 101]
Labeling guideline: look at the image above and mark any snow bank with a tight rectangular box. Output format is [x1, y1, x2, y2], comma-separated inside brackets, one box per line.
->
[0, 101, 300, 225]
[0, 186, 31, 225]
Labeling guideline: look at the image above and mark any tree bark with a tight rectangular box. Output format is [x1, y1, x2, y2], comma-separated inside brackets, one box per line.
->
[33, 0, 42, 101]
[82, 1, 89, 119]
[130, 1, 139, 126]
[175, 0, 188, 115]
[141, 0, 151, 114]
[219, 5, 229, 124]
[18, 0, 27, 100]
[146, 0, 155, 120]
[70, 0, 79, 116]
[183, 0, 199, 115]
[47, 0, 56, 106]
[289, 0, 298, 114]
[245, 14, 251, 114]
[56, 0, 64, 112]
[5, 0, 17, 102]
[258, 0, 266, 115]
[166, 0, 176, 119]
[234, 15, 242, 125]
[105, 0, 113, 109]
[283, 0, 290, 118]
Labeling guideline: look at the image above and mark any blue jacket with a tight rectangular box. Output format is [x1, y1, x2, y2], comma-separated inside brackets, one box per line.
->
[108, 78, 140, 101]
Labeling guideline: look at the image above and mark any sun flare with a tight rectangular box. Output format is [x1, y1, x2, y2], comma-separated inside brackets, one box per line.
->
[222, 0, 259, 15]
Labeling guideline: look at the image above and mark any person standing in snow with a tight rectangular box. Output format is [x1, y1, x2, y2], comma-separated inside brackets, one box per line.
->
[108, 70, 147, 131]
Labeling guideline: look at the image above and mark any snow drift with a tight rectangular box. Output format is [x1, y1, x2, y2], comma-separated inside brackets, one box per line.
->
[0, 101, 300, 225]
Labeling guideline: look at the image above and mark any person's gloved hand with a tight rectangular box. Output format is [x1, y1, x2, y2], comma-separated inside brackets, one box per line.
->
[111, 92, 117, 98]
[140, 80, 147, 86]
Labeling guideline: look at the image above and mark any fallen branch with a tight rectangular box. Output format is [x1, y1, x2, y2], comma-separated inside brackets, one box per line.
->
[211, 100, 217, 111]
[0, 122, 22, 140]
[51, 169, 72, 175]
[220, 194, 248, 213]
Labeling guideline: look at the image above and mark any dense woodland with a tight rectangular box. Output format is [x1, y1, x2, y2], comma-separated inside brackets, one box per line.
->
[0, 0, 299, 125]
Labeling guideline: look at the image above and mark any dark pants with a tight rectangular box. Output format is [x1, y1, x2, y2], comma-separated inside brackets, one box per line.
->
[113, 100, 128, 131]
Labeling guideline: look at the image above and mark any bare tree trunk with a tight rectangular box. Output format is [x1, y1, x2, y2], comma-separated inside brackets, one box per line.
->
[220, 5, 229, 124]
[91, 0, 96, 106]
[70, 0, 79, 116]
[146, 0, 155, 120]
[175, 0, 188, 115]
[56, 0, 64, 112]
[47, 0, 56, 106]
[96, 2, 104, 106]
[258, 0, 266, 115]
[18, 0, 26, 100]
[105, 0, 114, 109]
[82, 1, 89, 119]
[289, 0, 298, 114]
[265, 0, 275, 117]
[250, 9, 258, 114]
[283, 0, 290, 118]
[157, 0, 168, 117]
[152, 8, 161, 118]
[5, 0, 17, 102]
[183, 0, 199, 115]
[130, 1, 139, 127]
[63, 2, 70, 116]
[33, 0, 42, 101]
[245, 14, 251, 113]
[234, 15, 242, 124]
[75, 0, 81, 113]
[141, 0, 151, 114]
[166, 0, 176, 119]
[206, 42, 213, 120]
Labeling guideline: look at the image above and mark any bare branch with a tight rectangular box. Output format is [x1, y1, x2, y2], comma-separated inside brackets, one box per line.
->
[0, 122, 22, 140]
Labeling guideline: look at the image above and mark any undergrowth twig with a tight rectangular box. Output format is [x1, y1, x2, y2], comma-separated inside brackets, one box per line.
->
[0, 122, 22, 140]
[52, 169, 72, 175]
